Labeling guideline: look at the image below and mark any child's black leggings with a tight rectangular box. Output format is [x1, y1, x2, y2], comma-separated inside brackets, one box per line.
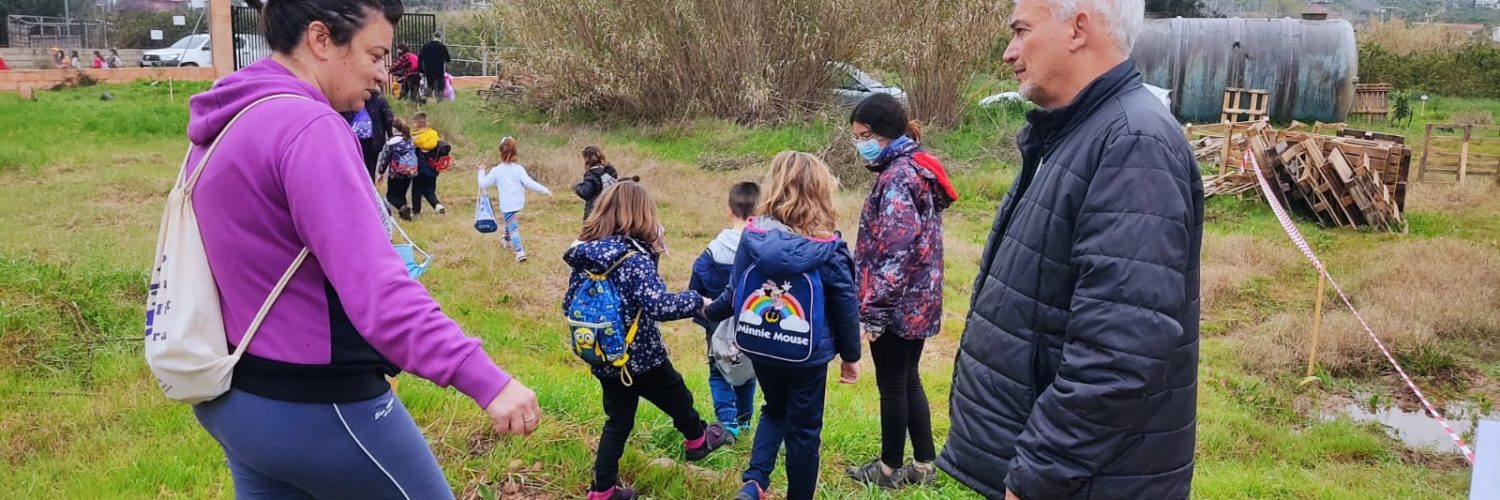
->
[592, 360, 705, 491]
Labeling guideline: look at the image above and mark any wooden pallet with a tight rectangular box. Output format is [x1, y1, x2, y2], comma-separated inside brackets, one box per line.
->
[1352, 83, 1393, 120]
[1193, 122, 1411, 232]
[1221, 87, 1270, 123]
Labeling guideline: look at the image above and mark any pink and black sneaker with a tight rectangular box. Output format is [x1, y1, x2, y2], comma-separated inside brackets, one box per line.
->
[586, 485, 635, 500]
[684, 422, 730, 461]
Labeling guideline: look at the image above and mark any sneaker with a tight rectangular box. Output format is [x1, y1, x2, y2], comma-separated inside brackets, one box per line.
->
[722, 422, 741, 444]
[515, 251, 528, 263]
[901, 461, 937, 487]
[398, 206, 412, 221]
[732, 481, 765, 500]
[435, 203, 447, 214]
[586, 485, 635, 500]
[846, 458, 903, 489]
[684, 422, 729, 461]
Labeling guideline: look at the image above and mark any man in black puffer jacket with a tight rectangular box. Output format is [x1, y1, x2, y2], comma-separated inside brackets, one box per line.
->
[938, 0, 1203, 498]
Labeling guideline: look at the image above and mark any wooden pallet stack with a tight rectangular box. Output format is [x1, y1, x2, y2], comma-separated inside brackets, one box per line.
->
[1258, 133, 1407, 231]
[1188, 123, 1412, 232]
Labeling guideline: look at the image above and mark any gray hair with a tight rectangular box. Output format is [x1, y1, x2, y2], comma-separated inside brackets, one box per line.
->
[1029, 0, 1145, 53]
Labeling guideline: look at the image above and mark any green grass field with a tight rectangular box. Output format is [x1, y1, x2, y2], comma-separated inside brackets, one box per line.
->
[1, 81, 1494, 498]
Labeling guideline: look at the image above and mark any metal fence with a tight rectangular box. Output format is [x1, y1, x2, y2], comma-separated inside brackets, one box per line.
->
[5, 15, 110, 49]
[393, 13, 437, 57]
[229, 7, 266, 69]
[447, 43, 515, 77]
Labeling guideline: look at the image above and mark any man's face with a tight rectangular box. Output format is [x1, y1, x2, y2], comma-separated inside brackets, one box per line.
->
[1004, 0, 1078, 108]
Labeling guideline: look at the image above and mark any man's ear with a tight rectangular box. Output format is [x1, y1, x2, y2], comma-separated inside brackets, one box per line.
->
[1068, 10, 1091, 52]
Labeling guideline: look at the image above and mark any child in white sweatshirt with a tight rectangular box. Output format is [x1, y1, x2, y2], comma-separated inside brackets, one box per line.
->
[479, 136, 553, 262]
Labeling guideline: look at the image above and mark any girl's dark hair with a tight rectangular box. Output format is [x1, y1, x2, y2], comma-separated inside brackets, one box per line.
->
[850, 93, 922, 142]
[391, 118, 412, 138]
[396, 43, 410, 54]
[244, 0, 403, 55]
[583, 145, 607, 169]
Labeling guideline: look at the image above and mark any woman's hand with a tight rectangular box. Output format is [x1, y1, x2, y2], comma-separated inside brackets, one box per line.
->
[484, 379, 541, 436]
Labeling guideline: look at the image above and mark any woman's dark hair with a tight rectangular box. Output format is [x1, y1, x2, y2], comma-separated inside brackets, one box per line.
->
[244, 0, 403, 55]
[583, 145, 607, 169]
[850, 93, 922, 142]
[396, 43, 410, 54]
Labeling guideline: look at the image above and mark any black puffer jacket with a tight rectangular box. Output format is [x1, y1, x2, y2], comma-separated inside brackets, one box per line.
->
[574, 164, 621, 220]
[938, 60, 1204, 500]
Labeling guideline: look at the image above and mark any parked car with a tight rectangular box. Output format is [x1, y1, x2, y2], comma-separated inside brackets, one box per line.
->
[141, 34, 269, 68]
[830, 61, 907, 107]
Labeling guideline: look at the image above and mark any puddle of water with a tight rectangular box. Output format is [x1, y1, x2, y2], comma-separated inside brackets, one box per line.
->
[1323, 392, 1500, 454]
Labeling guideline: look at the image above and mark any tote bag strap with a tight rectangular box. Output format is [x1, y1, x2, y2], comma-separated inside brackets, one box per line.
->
[173, 93, 314, 357]
[232, 248, 310, 357]
[181, 94, 307, 194]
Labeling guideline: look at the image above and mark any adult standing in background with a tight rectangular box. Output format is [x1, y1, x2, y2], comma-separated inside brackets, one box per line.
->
[419, 32, 451, 100]
[938, 0, 1203, 497]
[393, 43, 421, 101]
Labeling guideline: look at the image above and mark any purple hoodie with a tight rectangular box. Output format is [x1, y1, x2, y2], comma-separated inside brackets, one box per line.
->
[186, 59, 509, 406]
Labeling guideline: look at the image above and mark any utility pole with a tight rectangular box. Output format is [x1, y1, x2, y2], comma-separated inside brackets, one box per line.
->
[64, 0, 72, 39]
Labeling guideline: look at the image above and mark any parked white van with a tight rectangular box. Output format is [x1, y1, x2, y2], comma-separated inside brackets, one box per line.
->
[140, 34, 269, 68]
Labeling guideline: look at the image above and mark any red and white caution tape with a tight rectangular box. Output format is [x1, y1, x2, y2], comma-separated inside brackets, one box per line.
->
[1244, 151, 1476, 464]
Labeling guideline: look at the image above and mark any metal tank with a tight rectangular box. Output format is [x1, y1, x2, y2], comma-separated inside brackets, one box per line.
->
[1131, 17, 1358, 123]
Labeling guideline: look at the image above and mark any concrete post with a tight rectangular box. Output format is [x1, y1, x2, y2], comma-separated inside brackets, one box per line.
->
[210, 0, 234, 79]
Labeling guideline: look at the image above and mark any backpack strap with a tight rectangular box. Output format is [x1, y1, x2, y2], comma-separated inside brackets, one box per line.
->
[590, 251, 636, 280]
[618, 311, 641, 387]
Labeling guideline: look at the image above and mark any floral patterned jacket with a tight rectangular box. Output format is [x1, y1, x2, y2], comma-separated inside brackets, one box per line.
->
[855, 137, 954, 340]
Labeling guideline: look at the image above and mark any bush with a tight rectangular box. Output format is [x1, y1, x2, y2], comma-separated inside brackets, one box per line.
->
[501, 0, 863, 122]
[104, 7, 202, 49]
[856, 0, 1012, 128]
[1357, 19, 1474, 56]
[1359, 43, 1500, 99]
[499, 0, 1010, 126]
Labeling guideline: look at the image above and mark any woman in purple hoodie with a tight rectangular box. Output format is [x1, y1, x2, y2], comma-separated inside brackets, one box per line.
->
[186, 1, 539, 498]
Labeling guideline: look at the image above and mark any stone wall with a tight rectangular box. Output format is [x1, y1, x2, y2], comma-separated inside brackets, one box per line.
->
[0, 67, 217, 93]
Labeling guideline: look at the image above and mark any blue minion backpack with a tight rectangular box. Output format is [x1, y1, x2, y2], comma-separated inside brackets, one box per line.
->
[566, 252, 642, 385]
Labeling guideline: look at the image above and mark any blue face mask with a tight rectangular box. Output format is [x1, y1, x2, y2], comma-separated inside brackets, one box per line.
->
[855, 138, 883, 162]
